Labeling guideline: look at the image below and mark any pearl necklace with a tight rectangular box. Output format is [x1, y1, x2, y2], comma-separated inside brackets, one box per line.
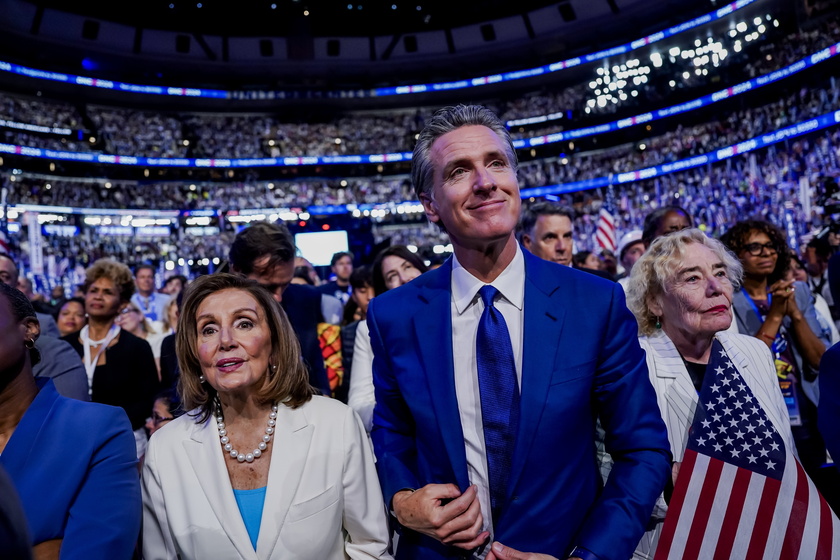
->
[215, 401, 278, 463]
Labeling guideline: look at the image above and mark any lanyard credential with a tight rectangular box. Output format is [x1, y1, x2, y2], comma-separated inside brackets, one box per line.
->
[80, 324, 121, 396]
[740, 288, 801, 425]
[740, 288, 788, 355]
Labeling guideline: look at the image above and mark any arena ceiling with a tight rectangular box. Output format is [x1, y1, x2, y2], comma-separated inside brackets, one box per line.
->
[0, 0, 745, 96]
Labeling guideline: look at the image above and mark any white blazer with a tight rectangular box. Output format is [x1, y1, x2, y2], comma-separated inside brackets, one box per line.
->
[142, 396, 393, 560]
[632, 330, 797, 559]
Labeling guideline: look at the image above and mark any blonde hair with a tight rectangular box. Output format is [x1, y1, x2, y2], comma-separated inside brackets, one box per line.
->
[177, 273, 314, 421]
[626, 228, 743, 335]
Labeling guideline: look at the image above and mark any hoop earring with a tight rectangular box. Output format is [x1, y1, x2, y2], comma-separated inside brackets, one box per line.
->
[24, 338, 35, 350]
[199, 375, 206, 383]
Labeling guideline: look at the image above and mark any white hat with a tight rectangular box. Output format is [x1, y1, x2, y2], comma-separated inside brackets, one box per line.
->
[617, 230, 644, 260]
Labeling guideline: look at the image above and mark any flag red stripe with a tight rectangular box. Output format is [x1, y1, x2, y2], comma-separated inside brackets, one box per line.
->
[781, 461, 809, 558]
[816, 482, 834, 560]
[681, 456, 724, 560]
[744, 477, 782, 560]
[654, 450, 699, 560]
[712, 465, 753, 558]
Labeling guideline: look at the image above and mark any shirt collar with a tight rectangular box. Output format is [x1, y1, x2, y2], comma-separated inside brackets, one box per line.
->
[451, 243, 525, 315]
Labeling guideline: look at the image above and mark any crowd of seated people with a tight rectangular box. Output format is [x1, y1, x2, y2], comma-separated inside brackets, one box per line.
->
[3, 117, 839, 282]
[5, 70, 840, 226]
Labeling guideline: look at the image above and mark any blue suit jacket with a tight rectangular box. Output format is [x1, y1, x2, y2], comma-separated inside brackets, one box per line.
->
[0, 380, 141, 559]
[367, 251, 670, 560]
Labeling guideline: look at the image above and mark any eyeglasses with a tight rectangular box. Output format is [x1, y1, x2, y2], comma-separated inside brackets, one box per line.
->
[743, 242, 778, 256]
[151, 411, 174, 426]
[119, 307, 139, 315]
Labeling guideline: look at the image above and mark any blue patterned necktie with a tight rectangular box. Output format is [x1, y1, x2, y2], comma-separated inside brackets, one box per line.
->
[476, 285, 520, 526]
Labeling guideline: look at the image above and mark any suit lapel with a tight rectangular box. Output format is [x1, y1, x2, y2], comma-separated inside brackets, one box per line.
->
[412, 261, 470, 490]
[506, 255, 566, 497]
[183, 416, 257, 560]
[717, 333, 790, 445]
[256, 404, 313, 559]
[648, 333, 698, 461]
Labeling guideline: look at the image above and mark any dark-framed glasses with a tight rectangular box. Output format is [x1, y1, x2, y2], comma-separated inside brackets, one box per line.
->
[743, 242, 778, 256]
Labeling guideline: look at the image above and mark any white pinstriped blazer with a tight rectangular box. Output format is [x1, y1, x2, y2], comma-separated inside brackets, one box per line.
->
[629, 330, 797, 559]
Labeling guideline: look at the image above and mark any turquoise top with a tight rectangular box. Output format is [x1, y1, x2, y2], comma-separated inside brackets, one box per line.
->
[232, 486, 267, 549]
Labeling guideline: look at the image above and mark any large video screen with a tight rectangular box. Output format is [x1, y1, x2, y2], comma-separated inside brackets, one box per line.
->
[294, 230, 349, 267]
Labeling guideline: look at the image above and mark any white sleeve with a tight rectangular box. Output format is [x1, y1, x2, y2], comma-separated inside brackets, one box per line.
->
[141, 436, 179, 560]
[341, 407, 394, 559]
[348, 321, 376, 433]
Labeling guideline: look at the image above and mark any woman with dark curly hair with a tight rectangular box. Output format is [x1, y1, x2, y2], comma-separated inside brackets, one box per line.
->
[721, 220, 832, 490]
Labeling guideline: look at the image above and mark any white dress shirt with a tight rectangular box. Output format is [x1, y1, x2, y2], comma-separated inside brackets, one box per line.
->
[450, 245, 524, 550]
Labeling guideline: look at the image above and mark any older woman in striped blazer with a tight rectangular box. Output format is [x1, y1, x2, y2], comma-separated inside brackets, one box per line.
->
[622, 229, 837, 559]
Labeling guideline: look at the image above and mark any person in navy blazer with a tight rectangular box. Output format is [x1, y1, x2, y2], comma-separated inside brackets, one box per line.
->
[367, 105, 671, 560]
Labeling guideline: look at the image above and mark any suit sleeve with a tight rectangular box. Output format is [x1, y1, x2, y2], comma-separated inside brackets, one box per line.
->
[32, 337, 90, 402]
[141, 434, 179, 560]
[367, 298, 421, 505]
[61, 408, 141, 560]
[575, 283, 672, 559]
[341, 406, 394, 559]
[819, 343, 840, 471]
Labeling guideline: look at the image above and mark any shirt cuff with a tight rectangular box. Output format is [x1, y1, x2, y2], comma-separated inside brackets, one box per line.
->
[569, 546, 600, 560]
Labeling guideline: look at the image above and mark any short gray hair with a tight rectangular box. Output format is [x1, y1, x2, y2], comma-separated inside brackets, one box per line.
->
[411, 104, 518, 201]
[626, 228, 743, 335]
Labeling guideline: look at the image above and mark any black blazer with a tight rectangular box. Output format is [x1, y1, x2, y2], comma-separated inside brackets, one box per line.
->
[281, 283, 330, 395]
[63, 330, 160, 430]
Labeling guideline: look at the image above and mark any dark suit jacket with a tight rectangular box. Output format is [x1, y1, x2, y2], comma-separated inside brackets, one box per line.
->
[282, 283, 330, 395]
[33, 335, 89, 401]
[159, 333, 179, 391]
[820, 342, 840, 472]
[367, 251, 670, 560]
[63, 330, 160, 430]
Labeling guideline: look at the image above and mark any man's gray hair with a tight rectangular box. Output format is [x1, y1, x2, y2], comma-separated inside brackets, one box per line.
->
[411, 104, 518, 200]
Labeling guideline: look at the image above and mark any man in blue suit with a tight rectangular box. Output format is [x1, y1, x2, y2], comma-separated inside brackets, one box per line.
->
[367, 105, 671, 560]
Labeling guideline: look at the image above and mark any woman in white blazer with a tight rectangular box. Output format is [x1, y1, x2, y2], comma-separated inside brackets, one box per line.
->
[623, 229, 836, 558]
[142, 273, 392, 560]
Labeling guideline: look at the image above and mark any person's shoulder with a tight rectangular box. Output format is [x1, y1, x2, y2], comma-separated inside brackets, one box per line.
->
[119, 329, 152, 348]
[374, 264, 446, 306]
[526, 254, 621, 302]
[315, 281, 338, 293]
[285, 283, 322, 305]
[718, 330, 770, 357]
[49, 384, 132, 431]
[295, 395, 356, 424]
[149, 411, 202, 447]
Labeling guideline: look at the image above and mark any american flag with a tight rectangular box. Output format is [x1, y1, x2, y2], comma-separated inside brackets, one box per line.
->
[595, 184, 617, 252]
[654, 340, 839, 560]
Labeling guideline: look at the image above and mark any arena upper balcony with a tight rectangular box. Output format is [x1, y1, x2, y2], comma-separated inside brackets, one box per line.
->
[0, 0, 789, 109]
